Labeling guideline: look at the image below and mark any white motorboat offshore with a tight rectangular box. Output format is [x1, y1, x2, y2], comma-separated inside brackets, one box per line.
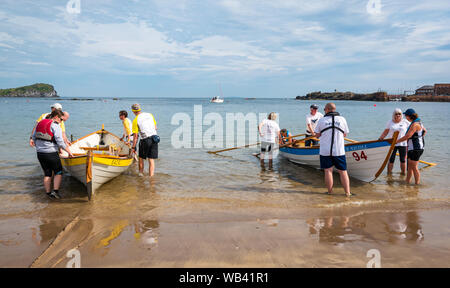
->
[279, 132, 399, 182]
[60, 125, 134, 200]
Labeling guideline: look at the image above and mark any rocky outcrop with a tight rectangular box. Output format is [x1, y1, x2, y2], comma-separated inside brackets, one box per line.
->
[0, 83, 58, 98]
[296, 91, 388, 101]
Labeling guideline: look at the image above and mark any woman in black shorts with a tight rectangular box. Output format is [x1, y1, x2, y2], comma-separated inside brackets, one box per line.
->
[396, 109, 427, 185]
[379, 108, 409, 175]
[32, 110, 73, 199]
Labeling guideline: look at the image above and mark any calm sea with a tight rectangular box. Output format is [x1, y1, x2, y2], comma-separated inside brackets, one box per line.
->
[0, 97, 449, 267]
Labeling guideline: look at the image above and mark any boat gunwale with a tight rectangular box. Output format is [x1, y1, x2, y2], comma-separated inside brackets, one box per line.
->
[61, 127, 132, 160]
[281, 137, 394, 150]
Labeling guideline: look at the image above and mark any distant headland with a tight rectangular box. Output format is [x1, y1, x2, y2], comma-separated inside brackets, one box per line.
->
[296, 85, 450, 102]
[0, 83, 58, 98]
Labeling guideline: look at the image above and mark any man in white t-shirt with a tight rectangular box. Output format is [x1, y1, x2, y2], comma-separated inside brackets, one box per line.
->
[258, 112, 280, 168]
[314, 103, 351, 197]
[305, 104, 323, 147]
[131, 103, 158, 177]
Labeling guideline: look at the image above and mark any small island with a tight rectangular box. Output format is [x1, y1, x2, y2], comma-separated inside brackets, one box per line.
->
[0, 83, 58, 98]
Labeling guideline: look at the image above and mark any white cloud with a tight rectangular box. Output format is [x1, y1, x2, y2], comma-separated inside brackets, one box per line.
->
[21, 61, 51, 66]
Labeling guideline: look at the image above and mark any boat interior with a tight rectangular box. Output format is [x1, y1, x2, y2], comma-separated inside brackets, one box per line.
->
[60, 129, 131, 158]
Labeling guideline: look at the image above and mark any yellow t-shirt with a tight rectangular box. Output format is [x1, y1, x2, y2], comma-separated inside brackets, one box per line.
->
[37, 113, 65, 132]
[122, 117, 132, 136]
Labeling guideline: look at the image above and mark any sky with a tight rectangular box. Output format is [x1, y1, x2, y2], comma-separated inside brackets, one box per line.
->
[0, 0, 449, 98]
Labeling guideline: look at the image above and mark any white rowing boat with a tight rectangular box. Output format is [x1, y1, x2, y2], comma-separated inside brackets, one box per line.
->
[279, 132, 399, 182]
[60, 126, 134, 200]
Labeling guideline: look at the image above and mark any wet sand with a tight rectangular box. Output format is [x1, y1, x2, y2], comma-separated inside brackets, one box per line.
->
[1, 167, 449, 268]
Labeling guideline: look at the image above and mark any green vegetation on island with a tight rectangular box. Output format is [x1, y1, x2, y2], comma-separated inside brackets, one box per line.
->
[0, 83, 58, 98]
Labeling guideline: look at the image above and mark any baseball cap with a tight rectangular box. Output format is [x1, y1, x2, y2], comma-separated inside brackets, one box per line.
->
[51, 103, 62, 110]
[131, 103, 141, 112]
[403, 108, 416, 116]
[310, 104, 319, 109]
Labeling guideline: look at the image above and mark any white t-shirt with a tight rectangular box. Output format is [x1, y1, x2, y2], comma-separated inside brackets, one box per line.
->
[315, 114, 349, 156]
[385, 119, 409, 147]
[306, 112, 323, 135]
[260, 119, 280, 143]
[132, 112, 157, 139]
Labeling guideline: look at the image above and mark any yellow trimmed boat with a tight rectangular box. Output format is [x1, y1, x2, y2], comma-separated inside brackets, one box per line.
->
[60, 125, 134, 200]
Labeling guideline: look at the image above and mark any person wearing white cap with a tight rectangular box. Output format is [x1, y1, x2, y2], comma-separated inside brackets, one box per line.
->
[29, 103, 70, 147]
[378, 108, 410, 175]
[130, 103, 159, 177]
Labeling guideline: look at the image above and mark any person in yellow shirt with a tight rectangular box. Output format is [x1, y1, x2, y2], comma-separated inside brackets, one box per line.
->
[29, 103, 70, 147]
[130, 104, 158, 177]
[119, 110, 133, 144]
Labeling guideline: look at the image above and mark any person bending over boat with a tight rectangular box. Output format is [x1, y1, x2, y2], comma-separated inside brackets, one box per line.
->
[29, 103, 71, 147]
[305, 104, 323, 147]
[258, 112, 281, 169]
[378, 108, 410, 175]
[396, 109, 427, 185]
[32, 109, 73, 199]
[131, 103, 159, 177]
[313, 103, 351, 197]
[119, 110, 133, 144]
[279, 129, 292, 145]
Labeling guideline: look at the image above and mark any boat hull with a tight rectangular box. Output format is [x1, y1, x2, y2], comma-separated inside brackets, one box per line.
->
[280, 138, 397, 182]
[61, 156, 133, 195]
[60, 127, 133, 199]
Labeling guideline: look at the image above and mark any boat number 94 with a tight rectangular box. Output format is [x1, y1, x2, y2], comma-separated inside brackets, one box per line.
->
[352, 151, 367, 161]
[111, 159, 121, 166]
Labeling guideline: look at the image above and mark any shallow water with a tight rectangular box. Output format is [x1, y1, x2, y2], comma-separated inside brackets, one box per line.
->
[0, 97, 449, 267]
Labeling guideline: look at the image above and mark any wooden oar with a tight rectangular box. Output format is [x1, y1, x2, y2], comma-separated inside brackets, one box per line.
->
[207, 133, 306, 154]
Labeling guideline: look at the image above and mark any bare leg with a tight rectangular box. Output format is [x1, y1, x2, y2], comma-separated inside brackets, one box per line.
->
[268, 159, 273, 169]
[260, 153, 265, 167]
[406, 159, 413, 184]
[410, 160, 420, 184]
[324, 168, 334, 194]
[139, 157, 144, 174]
[400, 162, 406, 175]
[148, 159, 155, 177]
[43, 176, 52, 193]
[338, 170, 351, 196]
[387, 163, 393, 174]
[53, 174, 62, 190]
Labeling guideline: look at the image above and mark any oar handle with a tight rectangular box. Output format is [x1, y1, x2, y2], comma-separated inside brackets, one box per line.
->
[208, 133, 306, 154]
[395, 152, 437, 166]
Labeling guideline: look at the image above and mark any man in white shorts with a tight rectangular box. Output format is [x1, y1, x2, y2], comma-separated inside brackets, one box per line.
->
[258, 112, 280, 168]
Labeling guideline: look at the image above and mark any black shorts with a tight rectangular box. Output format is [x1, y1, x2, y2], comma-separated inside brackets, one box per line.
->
[139, 137, 158, 159]
[305, 138, 319, 147]
[407, 149, 424, 162]
[37, 152, 63, 177]
[389, 146, 407, 163]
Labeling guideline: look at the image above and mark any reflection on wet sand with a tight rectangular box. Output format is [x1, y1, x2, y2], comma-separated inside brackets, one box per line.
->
[307, 211, 424, 246]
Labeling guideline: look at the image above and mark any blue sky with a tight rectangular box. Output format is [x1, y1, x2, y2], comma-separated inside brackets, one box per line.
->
[0, 0, 449, 98]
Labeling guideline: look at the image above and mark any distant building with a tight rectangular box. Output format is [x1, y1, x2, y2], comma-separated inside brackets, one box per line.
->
[415, 85, 434, 95]
[434, 84, 450, 96]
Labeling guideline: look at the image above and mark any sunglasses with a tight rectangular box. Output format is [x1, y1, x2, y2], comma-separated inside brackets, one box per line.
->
[395, 113, 402, 115]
